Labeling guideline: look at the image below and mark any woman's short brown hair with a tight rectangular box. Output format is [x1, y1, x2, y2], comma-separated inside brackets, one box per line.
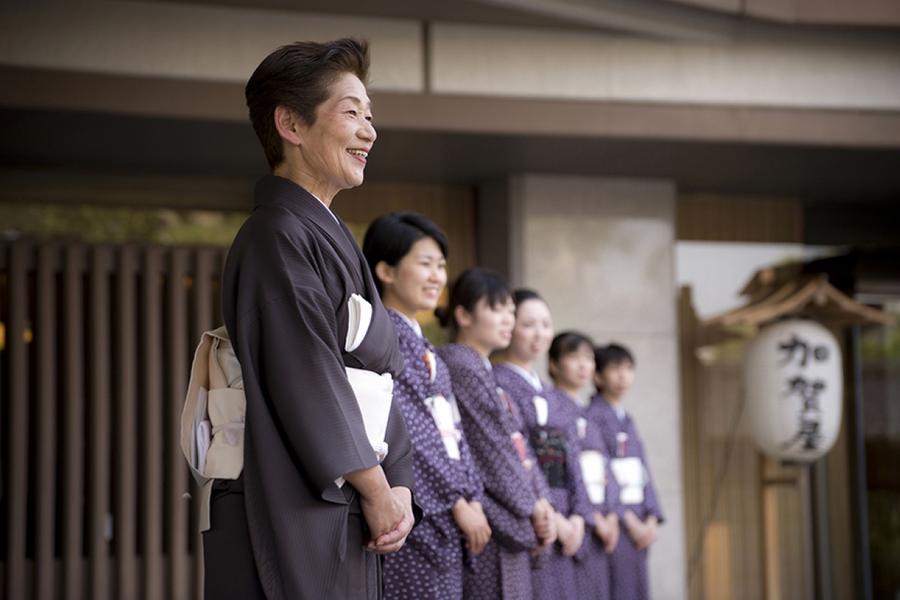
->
[245, 38, 370, 169]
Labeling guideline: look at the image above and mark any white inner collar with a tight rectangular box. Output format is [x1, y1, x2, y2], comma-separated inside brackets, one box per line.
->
[310, 191, 339, 224]
[503, 362, 542, 391]
[396, 311, 422, 337]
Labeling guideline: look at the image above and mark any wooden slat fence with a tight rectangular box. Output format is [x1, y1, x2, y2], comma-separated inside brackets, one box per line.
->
[0, 241, 226, 600]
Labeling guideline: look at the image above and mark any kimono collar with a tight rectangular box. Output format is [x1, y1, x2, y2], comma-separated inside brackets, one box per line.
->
[501, 362, 543, 391]
[309, 190, 339, 224]
[254, 175, 357, 256]
[391, 310, 422, 338]
[440, 343, 495, 385]
[594, 394, 628, 423]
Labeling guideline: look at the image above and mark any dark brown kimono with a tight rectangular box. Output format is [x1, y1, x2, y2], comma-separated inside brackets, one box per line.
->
[210, 175, 416, 600]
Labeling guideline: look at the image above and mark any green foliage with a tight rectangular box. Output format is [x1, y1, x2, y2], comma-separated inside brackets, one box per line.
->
[0, 203, 247, 246]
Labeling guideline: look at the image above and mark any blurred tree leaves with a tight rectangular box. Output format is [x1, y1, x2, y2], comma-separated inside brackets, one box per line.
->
[0, 203, 247, 246]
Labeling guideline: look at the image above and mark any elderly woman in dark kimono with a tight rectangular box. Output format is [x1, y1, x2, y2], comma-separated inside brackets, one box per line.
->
[210, 40, 417, 600]
[437, 269, 557, 600]
[363, 213, 490, 599]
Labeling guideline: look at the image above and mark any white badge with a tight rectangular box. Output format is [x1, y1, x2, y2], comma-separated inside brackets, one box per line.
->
[533, 395, 549, 427]
[610, 457, 646, 505]
[426, 395, 461, 460]
[579, 450, 607, 505]
[576, 417, 588, 440]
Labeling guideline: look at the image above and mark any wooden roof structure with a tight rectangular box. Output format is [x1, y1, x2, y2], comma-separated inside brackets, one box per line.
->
[704, 264, 896, 328]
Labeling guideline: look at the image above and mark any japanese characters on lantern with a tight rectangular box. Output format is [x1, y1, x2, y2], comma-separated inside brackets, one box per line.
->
[745, 319, 843, 462]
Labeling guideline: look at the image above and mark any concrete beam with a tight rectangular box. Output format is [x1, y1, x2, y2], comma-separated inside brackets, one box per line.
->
[3, 66, 899, 148]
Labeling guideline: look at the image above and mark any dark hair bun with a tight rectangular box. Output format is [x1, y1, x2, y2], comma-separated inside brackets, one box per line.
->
[434, 305, 451, 328]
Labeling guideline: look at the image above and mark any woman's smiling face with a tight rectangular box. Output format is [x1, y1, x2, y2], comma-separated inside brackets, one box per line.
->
[381, 236, 448, 315]
[458, 296, 515, 355]
[296, 72, 376, 196]
[509, 298, 554, 364]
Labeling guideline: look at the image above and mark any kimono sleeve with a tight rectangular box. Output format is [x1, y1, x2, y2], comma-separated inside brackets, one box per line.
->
[479, 492, 537, 552]
[256, 290, 377, 501]
[457, 434, 485, 503]
[638, 437, 666, 524]
[565, 428, 595, 527]
[394, 379, 464, 517]
[381, 389, 418, 494]
[452, 371, 536, 519]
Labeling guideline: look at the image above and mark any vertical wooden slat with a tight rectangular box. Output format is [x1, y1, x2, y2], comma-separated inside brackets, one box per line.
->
[6, 241, 30, 600]
[35, 244, 58, 600]
[116, 246, 139, 600]
[191, 248, 215, 600]
[63, 243, 86, 600]
[142, 247, 165, 600]
[0, 248, 4, 594]
[167, 249, 190, 600]
[89, 246, 113, 600]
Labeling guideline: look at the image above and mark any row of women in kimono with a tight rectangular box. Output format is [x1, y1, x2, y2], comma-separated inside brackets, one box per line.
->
[362, 213, 666, 600]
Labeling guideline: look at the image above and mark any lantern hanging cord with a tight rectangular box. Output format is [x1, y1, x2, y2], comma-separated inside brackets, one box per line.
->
[686, 383, 747, 587]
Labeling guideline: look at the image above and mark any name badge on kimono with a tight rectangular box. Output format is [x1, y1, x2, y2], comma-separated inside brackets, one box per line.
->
[510, 431, 531, 469]
[423, 350, 437, 384]
[425, 394, 461, 460]
[610, 457, 646, 505]
[533, 395, 549, 426]
[579, 450, 607, 505]
[576, 417, 588, 440]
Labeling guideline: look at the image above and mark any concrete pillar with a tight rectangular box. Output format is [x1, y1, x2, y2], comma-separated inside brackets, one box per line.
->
[484, 174, 687, 600]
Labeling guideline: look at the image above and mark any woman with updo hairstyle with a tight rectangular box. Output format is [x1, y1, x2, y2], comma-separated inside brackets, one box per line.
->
[549, 332, 622, 600]
[494, 291, 595, 599]
[362, 213, 489, 600]
[436, 269, 557, 600]
[218, 39, 416, 600]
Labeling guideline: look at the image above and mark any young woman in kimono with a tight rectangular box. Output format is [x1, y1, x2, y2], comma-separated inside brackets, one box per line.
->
[362, 213, 490, 600]
[214, 40, 417, 600]
[492, 290, 592, 599]
[436, 269, 557, 600]
[547, 332, 621, 600]
[587, 343, 665, 600]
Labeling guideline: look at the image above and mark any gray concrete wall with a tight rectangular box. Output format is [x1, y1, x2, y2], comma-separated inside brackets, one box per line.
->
[505, 174, 687, 600]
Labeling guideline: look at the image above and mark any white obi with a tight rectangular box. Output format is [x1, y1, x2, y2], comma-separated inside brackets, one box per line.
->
[610, 457, 646, 505]
[579, 450, 607, 505]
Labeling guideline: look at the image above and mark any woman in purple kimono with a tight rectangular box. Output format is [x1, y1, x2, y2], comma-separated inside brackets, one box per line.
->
[587, 343, 664, 600]
[547, 331, 621, 600]
[493, 290, 591, 599]
[437, 269, 557, 600]
[363, 214, 490, 599]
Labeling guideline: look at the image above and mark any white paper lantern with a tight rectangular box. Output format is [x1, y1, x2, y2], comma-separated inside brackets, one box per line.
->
[744, 319, 843, 462]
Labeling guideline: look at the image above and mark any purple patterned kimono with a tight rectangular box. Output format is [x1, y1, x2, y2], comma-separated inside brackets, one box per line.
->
[438, 344, 545, 600]
[494, 364, 593, 600]
[382, 313, 484, 600]
[571, 392, 620, 600]
[586, 395, 665, 600]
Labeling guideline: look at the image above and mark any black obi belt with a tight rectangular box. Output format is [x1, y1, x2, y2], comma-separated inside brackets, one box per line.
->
[530, 427, 568, 488]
